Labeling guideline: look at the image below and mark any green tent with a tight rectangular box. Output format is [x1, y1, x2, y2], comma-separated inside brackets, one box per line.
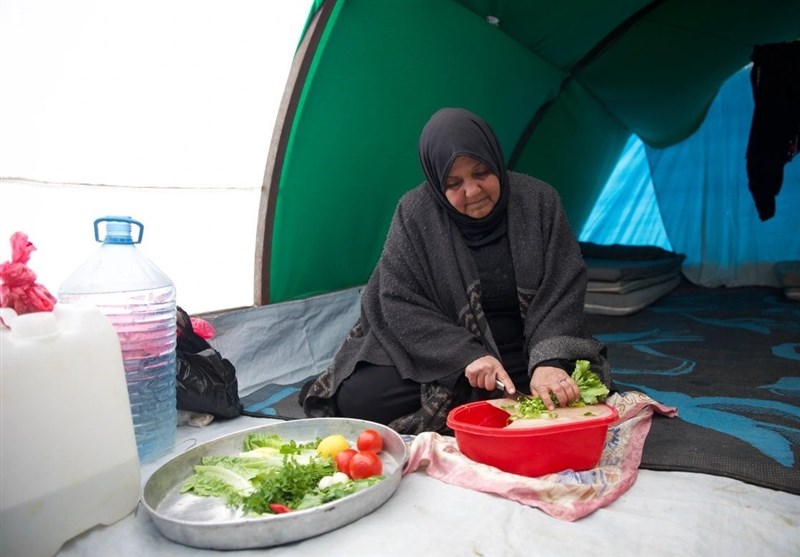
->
[256, 0, 798, 304]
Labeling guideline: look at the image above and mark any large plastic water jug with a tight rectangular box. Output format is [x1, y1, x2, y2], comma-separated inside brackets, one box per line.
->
[58, 216, 177, 463]
[0, 305, 141, 557]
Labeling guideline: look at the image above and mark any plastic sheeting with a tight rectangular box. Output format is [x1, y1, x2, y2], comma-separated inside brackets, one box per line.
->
[205, 286, 362, 398]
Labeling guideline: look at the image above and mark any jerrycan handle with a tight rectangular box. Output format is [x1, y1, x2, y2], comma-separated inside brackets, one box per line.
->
[94, 216, 144, 245]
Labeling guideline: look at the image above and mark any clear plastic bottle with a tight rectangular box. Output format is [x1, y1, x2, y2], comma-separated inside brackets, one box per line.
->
[59, 216, 177, 463]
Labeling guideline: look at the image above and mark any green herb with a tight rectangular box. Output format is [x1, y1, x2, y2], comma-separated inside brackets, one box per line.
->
[242, 455, 336, 514]
[295, 476, 383, 510]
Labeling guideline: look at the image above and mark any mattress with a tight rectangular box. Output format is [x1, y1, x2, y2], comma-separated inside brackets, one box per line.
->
[775, 260, 800, 286]
[774, 261, 800, 301]
[580, 242, 686, 283]
[586, 272, 680, 294]
[579, 243, 685, 315]
[584, 274, 682, 316]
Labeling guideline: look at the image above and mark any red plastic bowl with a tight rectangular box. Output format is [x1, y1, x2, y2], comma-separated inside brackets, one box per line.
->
[446, 400, 619, 477]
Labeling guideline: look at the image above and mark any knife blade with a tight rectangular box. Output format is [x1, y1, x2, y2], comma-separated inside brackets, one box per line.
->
[495, 379, 528, 402]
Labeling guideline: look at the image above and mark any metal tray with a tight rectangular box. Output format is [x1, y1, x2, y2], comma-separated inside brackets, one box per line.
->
[142, 418, 408, 550]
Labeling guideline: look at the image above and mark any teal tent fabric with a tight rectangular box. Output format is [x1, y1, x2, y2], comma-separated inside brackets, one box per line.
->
[581, 66, 800, 287]
[259, 1, 800, 303]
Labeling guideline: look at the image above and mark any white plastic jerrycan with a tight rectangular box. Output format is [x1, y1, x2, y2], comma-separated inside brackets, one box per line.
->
[0, 304, 141, 557]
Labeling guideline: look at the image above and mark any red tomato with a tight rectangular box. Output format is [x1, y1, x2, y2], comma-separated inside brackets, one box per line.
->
[334, 448, 358, 476]
[268, 503, 292, 514]
[349, 450, 382, 479]
[356, 429, 384, 453]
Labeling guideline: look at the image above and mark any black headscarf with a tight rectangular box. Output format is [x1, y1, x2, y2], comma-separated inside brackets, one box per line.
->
[418, 107, 511, 246]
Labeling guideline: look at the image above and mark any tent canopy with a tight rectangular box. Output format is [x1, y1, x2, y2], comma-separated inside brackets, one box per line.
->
[259, 0, 799, 304]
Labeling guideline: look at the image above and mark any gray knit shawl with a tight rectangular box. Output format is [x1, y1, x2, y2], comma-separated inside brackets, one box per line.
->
[303, 172, 609, 433]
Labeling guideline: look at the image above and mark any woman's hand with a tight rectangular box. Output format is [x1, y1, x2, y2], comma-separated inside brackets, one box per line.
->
[464, 355, 515, 393]
[530, 365, 579, 410]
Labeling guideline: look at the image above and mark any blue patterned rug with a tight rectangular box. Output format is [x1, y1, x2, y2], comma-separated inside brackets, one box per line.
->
[240, 379, 308, 421]
[587, 283, 800, 494]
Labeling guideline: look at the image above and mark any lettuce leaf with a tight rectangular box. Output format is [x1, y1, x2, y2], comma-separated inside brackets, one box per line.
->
[180, 462, 258, 507]
[242, 433, 286, 451]
[180, 453, 284, 507]
[243, 433, 319, 455]
[571, 359, 609, 404]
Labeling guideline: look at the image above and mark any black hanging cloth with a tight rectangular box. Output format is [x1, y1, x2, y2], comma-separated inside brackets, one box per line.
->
[746, 41, 800, 221]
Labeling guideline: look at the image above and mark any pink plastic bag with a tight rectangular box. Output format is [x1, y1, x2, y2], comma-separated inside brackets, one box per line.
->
[0, 232, 57, 315]
[190, 317, 215, 340]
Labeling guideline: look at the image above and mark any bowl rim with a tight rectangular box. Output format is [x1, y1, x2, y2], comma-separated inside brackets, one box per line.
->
[446, 400, 619, 437]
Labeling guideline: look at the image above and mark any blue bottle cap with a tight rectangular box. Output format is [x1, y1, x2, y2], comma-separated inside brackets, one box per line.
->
[94, 216, 144, 245]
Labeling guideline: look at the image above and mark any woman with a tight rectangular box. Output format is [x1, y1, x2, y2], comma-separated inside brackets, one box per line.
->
[302, 107, 610, 434]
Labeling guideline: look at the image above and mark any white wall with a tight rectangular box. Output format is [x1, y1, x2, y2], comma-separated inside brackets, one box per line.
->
[0, 0, 314, 313]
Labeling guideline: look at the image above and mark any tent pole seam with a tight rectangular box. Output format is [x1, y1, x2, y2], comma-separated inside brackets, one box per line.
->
[508, 0, 669, 169]
[255, 0, 337, 305]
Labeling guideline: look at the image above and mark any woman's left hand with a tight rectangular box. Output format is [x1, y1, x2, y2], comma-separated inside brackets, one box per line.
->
[530, 366, 579, 410]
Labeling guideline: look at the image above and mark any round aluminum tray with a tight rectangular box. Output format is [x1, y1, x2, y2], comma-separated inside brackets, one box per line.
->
[142, 418, 408, 550]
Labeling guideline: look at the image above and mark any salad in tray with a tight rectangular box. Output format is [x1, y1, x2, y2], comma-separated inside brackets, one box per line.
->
[180, 428, 387, 515]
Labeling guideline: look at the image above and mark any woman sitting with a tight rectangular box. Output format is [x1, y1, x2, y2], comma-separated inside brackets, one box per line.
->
[301, 107, 611, 434]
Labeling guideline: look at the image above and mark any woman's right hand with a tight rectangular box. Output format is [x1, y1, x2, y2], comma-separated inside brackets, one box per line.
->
[464, 355, 515, 393]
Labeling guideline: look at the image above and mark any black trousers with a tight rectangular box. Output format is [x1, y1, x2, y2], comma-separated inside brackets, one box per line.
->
[335, 344, 530, 425]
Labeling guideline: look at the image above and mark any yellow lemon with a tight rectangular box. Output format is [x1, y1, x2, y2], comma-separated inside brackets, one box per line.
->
[317, 434, 350, 458]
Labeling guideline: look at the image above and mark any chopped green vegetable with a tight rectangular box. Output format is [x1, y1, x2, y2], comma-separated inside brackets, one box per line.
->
[504, 360, 609, 421]
[506, 396, 558, 420]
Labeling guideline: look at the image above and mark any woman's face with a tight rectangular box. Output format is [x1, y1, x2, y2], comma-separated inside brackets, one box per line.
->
[444, 156, 501, 219]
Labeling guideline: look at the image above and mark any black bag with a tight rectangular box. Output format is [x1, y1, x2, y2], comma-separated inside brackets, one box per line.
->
[176, 306, 243, 419]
